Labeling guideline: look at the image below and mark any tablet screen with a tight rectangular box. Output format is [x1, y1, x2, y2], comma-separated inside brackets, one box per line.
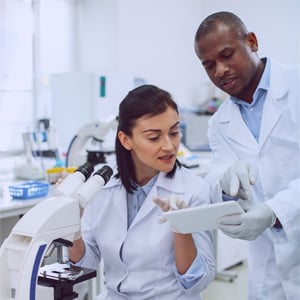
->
[163, 201, 244, 233]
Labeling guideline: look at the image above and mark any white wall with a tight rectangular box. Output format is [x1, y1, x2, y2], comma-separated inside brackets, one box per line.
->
[2, 0, 300, 152]
[77, 0, 119, 72]
[34, 0, 79, 120]
[37, 0, 78, 74]
[77, 0, 300, 108]
[200, 0, 300, 64]
[0, 0, 33, 152]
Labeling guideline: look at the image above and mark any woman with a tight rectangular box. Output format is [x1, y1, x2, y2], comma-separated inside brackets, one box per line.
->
[69, 84, 215, 299]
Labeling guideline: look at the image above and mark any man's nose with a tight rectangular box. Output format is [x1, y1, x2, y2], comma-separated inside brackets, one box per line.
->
[215, 61, 228, 78]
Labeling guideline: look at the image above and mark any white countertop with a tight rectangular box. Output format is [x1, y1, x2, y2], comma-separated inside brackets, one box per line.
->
[0, 175, 49, 219]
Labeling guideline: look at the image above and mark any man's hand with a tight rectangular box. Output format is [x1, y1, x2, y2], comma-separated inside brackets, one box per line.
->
[220, 161, 257, 200]
[153, 195, 188, 231]
[217, 200, 276, 240]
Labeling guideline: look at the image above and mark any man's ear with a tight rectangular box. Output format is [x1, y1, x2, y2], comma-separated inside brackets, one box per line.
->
[118, 131, 132, 150]
[246, 32, 258, 52]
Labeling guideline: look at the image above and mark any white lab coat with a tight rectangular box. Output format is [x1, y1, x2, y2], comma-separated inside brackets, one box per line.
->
[78, 166, 215, 300]
[205, 58, 300, 300]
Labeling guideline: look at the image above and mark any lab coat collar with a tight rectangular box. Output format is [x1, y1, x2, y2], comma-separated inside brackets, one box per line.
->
[155, 168, 185, 194]
[217, 58, 288, 151]
[102, 169, 185, 229]
[268, 57, 289, 98]
[102, 168, 184, 193]
[258, 58, 288, 147]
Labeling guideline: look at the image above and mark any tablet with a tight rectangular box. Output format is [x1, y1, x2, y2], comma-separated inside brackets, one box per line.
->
[163, 201, 244, 233]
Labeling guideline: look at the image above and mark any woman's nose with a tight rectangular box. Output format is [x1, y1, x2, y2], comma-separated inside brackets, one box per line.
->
[161, 136, 174, 151]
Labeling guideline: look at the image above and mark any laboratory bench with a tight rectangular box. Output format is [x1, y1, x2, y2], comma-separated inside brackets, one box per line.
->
[0, 175, 50, 245]
[0, 188, 46, 219]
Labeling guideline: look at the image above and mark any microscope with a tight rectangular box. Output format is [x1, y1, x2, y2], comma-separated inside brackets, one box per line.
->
[0, 162, 113, 300]
[66, 118, 118, 168]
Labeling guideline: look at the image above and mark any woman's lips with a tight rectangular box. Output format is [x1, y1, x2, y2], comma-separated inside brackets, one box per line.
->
[159, 154, 174, 162]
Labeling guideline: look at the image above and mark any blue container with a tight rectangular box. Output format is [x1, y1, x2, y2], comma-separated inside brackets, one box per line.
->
[9, 181, 49, 199]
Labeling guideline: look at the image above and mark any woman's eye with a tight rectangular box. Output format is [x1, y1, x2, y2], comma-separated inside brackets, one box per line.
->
[149, 136, 159, 141]
[170, 131, 179, 137]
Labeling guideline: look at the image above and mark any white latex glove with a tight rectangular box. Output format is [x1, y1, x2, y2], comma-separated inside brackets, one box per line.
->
[217, 199, 276, 240]
[220, 161, 257, 200]
[153, 195, 188, 231]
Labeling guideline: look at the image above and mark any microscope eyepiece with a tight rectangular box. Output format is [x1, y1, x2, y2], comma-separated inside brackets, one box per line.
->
[76, 162, 94, 180]
[94, 165, 113, 184]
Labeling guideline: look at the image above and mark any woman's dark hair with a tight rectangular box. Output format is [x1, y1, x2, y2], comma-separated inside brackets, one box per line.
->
[115, 84, 181, 193]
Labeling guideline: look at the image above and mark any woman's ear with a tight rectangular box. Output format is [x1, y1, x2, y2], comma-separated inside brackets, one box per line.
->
[118, 131, 132, 150]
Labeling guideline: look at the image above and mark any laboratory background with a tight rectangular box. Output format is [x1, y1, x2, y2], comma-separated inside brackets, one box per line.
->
[0, 0, 300, 299]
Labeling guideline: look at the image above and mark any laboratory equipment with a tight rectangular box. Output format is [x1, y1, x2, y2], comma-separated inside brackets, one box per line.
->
[49, 72, 145, 149]
[13, 132, 45, 180]
[9, 181, 49, 199]
[66, 118, 118, 167]
[0, 162, 113, 300]
[32, 119, 60, 161]
[14, 119, 60, 180]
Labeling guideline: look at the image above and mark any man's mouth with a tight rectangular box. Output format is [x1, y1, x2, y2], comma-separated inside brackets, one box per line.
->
[220, 77, 236, 90]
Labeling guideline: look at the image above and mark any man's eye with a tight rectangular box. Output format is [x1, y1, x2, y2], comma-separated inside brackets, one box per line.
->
[204, 63, 214, 70]
[222, 51, 233, 59]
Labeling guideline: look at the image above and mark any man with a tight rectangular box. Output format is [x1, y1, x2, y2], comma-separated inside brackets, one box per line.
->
[194, 11, 300, 300]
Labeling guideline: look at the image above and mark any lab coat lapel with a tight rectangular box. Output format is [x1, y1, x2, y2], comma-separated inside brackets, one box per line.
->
[130, 187, 157, 228]
[258, 92, 283, 148]
[258, 60, 288, 149]
[221, 102, 258, 151]
[111, 183, 128, 226]
[130, 172, 184, 228]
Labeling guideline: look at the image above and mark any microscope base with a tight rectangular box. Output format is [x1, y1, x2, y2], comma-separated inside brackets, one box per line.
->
[38, 264, 96, 300]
